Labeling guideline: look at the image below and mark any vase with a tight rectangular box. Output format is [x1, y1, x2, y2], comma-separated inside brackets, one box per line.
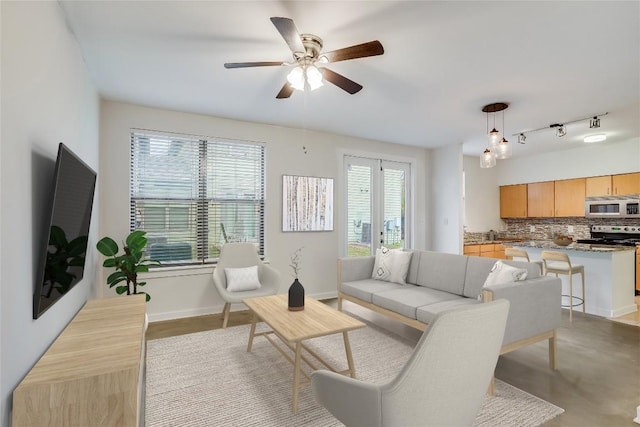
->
[288, 278, 305, 311]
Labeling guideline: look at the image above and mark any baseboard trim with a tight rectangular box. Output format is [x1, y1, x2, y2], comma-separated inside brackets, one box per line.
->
[147, 290, 339, 322]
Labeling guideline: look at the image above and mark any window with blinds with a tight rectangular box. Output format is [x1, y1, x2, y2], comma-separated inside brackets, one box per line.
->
[130, 131, 265, 264]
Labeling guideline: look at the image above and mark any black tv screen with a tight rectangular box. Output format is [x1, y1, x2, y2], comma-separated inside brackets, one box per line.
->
[33, 143, 96, 319]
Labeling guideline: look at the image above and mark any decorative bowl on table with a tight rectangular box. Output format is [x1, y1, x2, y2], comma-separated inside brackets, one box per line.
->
[553, 236, 573, 246]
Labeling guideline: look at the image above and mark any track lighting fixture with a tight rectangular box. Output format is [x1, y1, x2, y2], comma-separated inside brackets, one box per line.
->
[518, 133, 526, 144]
[513, 112, 608, 143]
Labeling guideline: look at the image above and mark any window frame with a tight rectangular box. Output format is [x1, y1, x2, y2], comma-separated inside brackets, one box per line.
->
[129, 130, 265, 266]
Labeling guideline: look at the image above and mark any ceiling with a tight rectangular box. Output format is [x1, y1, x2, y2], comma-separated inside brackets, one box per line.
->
[60, 1, 640, 158]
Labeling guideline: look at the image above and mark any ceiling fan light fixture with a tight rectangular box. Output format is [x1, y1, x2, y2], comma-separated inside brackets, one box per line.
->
[286, 66, 305, 91]
[306, 65, 324, 91]
[584, 134, 607, 143]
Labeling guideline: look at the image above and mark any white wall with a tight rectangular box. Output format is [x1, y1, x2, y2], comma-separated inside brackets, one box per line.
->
[463, 155, 503, 233]
[99, 101, 430, 321]
[463, 138, 640, 234]
[430, 144, 464, 254]
[496, 138, 640, 185]
[0, 2, 100, 425]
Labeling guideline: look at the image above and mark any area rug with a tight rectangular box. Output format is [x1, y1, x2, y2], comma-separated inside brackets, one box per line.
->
[146, 320, 564, 426]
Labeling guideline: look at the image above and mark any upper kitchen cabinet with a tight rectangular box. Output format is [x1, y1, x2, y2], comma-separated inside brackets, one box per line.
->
[527, 181, 554, 217]
[555, 178, 586, 217]
[500, 184, 527, 218]
[612, 173, 640, 195]
[585, 175, 612, 197]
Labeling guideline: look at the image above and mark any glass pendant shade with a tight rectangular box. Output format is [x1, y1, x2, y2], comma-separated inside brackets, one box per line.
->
[480, 148, 496, 168]
[287, 66, 305, 91]
[495, 138, 512, 159]
[488, 128, 501, 148]
[306, 65, 324, 91]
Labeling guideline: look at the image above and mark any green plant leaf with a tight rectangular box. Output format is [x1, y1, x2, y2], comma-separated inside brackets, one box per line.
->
[107, 271, 125, 284]
[108, 277, 127, 288]
[126, 231, 147, 250]
[115, 285, 128, 295]
[49, 225, 68, 247]
[137, 265, 149, 273]
[67, 236, 88, 257]
[102, 258, 116, 268]
[138, 281, 146, 287]
[97, 237, 119, 256]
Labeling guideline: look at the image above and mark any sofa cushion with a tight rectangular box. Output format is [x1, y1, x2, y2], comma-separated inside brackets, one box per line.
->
[372, 287, 460, 319]
[405, 251, 421, 285]
[416, 298, 481, 324]
[414, 251, 468, 295]
[341, 279, 404, 303]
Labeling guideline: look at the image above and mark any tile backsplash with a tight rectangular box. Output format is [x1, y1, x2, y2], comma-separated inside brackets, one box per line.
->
[465, 217, 640, 242]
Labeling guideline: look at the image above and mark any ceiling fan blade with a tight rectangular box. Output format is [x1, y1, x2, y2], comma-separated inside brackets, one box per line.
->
[276, 82, 294, 99]
[323, 40, 384, 63]
[270, 17, 305, 54]
[322, 68, 363, 94]
[224, 61, 284, 69]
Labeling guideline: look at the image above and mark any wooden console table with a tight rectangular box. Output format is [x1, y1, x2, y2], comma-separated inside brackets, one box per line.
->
[12, 295, 147, 426]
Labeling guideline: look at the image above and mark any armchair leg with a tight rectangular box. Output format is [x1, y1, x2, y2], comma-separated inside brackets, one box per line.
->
[222, 303, 231, 329]
[549, 330, 557, 370]
[337, 296, 343, 311]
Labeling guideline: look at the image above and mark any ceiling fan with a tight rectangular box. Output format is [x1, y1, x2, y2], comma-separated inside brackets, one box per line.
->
[224, 17, 384, 99]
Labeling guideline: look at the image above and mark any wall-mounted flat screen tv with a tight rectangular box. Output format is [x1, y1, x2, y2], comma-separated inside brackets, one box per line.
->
[33, 143, 96, 319]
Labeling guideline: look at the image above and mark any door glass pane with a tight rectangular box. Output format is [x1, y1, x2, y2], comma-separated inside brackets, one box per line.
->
[382, 167, 406, 249]
[347, 164, 372, 256]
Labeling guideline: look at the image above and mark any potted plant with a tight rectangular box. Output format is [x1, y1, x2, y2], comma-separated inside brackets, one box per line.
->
[288, 247, 304, 311]
[96, 230, 159, 301]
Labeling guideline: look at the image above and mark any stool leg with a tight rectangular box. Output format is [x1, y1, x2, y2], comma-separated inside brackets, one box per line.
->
[581, 271, 586, 314]
[568, 273, 573, 322]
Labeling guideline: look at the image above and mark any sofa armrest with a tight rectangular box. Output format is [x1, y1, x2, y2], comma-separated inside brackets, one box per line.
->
[482, 276, 561, 346]
[337, 256, 375, 288]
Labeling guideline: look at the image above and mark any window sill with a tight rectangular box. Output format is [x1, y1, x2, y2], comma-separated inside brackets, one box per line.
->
[140, 263, 215, 279]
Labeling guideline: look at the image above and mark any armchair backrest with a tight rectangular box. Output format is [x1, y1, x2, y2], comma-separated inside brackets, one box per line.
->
[379, 299, 510, 426]
[213, 243, 261, 289]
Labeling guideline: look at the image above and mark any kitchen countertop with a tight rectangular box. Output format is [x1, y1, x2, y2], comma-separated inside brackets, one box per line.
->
[508, 240, 635, 252]
[463, 239, 523, 245]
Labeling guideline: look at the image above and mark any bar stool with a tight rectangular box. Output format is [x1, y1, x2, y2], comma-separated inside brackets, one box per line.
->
[505, 247, 544, 274]
[541, 250, 585, 321]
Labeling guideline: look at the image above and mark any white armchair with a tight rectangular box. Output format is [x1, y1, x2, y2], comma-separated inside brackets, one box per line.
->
[212, 243, 281, 328]
[311, 299, 510, 426]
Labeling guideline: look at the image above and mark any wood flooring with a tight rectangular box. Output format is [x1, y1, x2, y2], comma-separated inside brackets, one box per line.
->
[146, 299, 640, 427]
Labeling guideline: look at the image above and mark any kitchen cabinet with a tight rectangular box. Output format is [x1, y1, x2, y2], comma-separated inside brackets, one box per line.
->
[500, 184, 527, 218]
[463, 244, 480, 256]
[527, 181, 555, 217]
[612, 173, 640, 195]
[554, 178, 586, 217]
[464, 243, 505, 259]
[586, 175, 612, 197]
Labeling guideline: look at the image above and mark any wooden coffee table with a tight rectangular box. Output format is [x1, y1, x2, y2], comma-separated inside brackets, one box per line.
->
[243, 294, 365, 413]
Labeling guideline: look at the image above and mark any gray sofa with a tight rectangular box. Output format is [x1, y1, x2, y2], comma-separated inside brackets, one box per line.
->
[338, 250, 562, 368]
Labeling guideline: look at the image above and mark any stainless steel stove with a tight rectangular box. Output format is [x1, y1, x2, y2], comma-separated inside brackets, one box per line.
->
[577, 225, 640, 246]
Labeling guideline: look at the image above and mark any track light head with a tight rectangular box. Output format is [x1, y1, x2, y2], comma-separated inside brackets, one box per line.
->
[590, 116, 601, 129]
[517, 133, 526, 144]
[556, 125, 566, 137]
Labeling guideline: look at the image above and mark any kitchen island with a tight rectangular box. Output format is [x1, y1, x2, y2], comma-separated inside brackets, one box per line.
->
[509, 241, 637, 318]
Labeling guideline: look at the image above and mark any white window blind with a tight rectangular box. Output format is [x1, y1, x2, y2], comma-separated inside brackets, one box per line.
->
[130, 131, 265, 264]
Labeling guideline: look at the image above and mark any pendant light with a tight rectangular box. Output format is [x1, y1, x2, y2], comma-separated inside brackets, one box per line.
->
[495, 110, 512, 159]
[480, 148, 496, 168]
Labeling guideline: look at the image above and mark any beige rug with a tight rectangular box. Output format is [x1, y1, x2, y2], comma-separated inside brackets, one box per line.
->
[146, 320, 564, 426]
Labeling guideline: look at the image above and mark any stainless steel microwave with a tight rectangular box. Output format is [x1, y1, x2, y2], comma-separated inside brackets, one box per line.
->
[585, 197, 640, 218]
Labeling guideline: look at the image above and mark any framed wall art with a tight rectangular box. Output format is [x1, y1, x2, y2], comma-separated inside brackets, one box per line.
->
[282, 175, 334, 232]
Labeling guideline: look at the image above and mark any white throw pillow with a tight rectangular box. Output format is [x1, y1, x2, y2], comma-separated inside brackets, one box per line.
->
[225, 265, 262, 292]
[372, 247, 394, 281]
[372, 247, 412, 285]
[389, 250, 412, 285]
[483, 261, 528, 289]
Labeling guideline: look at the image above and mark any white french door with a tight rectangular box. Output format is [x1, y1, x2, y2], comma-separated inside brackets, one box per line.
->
[345, 155, 411, 256]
